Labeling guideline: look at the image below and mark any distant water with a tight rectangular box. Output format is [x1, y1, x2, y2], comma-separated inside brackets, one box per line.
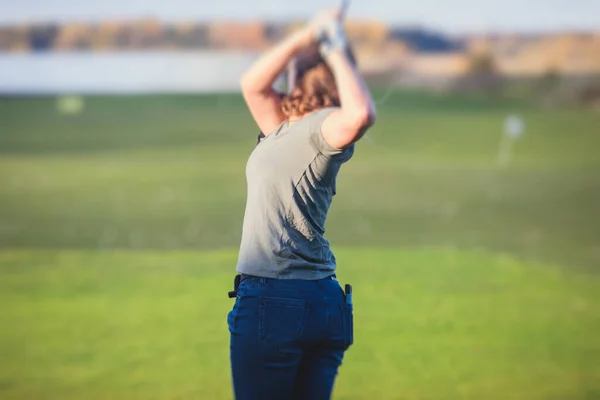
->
[0, 51, 259, 94]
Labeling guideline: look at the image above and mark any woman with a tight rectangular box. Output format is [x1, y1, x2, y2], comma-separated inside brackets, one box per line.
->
[227, 5, 376, 400]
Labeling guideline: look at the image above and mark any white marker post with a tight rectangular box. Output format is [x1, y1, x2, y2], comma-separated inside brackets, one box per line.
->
[497, 114, 524, 168]
[56, 95, 85, 115]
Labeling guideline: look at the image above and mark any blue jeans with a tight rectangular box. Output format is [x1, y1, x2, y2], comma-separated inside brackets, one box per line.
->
[227, 275, 354, 400]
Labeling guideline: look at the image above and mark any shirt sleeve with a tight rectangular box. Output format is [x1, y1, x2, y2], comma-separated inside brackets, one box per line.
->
[308, 107, 348, 157]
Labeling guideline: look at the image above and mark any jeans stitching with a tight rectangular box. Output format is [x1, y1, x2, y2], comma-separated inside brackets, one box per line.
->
[297, 300, 310, 338]
[259, 302, 265, 340]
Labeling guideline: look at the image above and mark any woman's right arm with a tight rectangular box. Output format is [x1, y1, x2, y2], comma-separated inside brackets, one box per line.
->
[240, 29, 314, 135]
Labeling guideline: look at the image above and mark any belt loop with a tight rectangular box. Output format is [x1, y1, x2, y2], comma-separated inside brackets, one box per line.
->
[260, 277, 267, 286]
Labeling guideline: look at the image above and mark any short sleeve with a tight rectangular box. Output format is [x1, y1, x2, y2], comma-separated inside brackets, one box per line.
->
[308, 107, 347, 157]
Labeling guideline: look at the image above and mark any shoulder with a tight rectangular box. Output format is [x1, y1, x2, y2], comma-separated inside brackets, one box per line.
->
[257, 119, 289, 145]
[307, 107, 339, 125]
[304, 107, 352, 158]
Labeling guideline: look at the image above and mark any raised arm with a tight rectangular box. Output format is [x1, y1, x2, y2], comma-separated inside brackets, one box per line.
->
[320, 19, 376, 149]
[240, 29, 314, 135]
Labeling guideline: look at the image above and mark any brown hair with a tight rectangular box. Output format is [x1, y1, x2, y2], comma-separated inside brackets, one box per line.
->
[280, 45, 356, 119]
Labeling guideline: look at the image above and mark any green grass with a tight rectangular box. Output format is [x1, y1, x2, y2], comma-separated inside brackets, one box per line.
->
[1, 94, 599, 267]
[0, 91, 599, 399]
[1, 249, 598, 400]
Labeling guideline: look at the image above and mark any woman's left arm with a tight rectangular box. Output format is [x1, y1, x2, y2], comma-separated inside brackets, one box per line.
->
[240, 29, 314, 135]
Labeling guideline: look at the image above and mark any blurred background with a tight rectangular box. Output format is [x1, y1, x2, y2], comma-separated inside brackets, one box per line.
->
[0, 1, 599, 399]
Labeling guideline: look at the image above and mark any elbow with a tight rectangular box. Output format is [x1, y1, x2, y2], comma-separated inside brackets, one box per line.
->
[240, 72, 261, 95]
[240, 73, 269, 97]
[365, 106, 377, 128]
[350, 105, 376, 131]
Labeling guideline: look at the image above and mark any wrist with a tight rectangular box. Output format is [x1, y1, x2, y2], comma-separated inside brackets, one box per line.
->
[289, 26, 316, 50]
[318, 20, 348, 58]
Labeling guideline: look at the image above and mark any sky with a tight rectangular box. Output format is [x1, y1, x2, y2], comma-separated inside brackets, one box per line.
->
[1, 0, 599, 34]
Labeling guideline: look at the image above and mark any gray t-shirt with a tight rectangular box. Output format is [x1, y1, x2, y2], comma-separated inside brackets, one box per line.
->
[236, 107, 354, 280]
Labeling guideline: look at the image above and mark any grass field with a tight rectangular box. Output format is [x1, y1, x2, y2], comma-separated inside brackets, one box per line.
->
[0, 91, 599, 399]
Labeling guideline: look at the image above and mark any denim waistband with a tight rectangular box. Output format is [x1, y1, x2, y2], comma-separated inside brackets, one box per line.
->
[229, 273, 343, 299]
[239, 273, 337, 284]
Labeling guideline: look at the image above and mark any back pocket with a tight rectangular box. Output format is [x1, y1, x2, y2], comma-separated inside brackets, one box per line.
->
[259, 297, 308, 347]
